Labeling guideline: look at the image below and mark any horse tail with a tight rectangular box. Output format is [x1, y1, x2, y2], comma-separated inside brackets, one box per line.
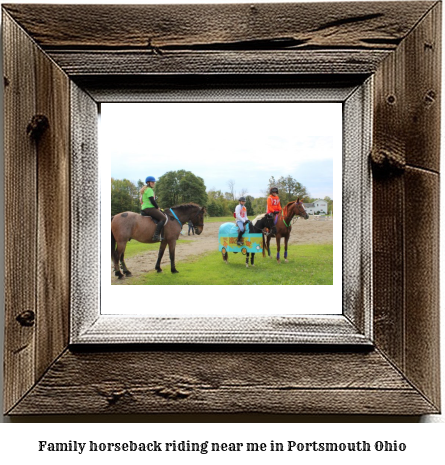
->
[111, 218, 117, 260]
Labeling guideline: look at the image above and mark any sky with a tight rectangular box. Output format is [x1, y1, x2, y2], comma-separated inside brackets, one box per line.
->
[101, 102, 342, 200]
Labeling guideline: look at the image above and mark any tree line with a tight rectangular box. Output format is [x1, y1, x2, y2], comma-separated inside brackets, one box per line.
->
[111, 170, 333, 217]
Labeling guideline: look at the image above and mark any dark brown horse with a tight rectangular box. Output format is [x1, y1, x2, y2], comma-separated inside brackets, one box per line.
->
[265, 199, 308, 263]
[111, 203, 206, 278]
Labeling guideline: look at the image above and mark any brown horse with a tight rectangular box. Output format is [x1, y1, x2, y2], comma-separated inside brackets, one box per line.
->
[111, 203, 206, 278]
[265, 199, 308, 263]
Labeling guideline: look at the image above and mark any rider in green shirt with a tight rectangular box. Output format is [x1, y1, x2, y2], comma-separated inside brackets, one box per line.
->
[140, 176, 165, 241]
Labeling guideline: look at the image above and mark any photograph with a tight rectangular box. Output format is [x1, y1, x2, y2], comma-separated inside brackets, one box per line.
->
[105, 102, 338, 287]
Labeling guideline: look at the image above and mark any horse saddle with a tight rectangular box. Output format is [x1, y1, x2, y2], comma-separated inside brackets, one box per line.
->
[140, 211, 169, 225]
[273, 212, 280, 225]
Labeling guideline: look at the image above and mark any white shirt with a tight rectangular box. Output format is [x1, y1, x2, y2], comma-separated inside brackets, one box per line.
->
[235, 204, 248, 223]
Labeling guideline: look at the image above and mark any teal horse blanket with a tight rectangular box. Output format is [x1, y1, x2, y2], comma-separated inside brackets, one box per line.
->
[218, 222, 263, 253]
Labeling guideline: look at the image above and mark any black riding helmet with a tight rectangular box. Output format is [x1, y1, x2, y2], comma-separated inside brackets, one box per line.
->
[270, 187, 279, 194]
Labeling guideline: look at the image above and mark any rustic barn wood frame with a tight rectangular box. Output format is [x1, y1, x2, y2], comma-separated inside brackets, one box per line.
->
[2, 2, 441, 415]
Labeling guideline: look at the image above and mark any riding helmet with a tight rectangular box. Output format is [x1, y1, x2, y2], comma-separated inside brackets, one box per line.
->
[145, 176, 156, 183]
[239, 196, 246, 202]
[270, 187, 279, 194]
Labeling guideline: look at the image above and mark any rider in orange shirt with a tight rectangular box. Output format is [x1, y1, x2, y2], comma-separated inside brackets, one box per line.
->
[267, 187, 281, 214]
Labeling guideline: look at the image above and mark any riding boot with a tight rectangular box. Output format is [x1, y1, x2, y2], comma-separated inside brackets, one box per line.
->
[237, 230, 244, 246]
[152, 220, 165, 242]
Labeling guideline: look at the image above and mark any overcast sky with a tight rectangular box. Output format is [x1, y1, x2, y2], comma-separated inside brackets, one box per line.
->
[101, 102, 342, 199]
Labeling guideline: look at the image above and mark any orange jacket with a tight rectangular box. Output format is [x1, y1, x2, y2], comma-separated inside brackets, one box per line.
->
[267, 194, 281, 213]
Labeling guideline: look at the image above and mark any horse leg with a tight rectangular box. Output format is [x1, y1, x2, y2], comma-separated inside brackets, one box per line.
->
[155, 240, 167, 273]
[168, 241, 179, 273]
[112, 249, 123, 279]
[251, 253, 255, 266]
[120, 251, 132, 277]
[246, 252, 249, 268]
[266, 236, 272, 258]
[115, 241, 127, 279]
[276, 235, 281, 263]
[284, 234, 289, 263]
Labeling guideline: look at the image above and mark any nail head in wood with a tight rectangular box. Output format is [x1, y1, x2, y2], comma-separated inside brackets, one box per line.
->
[425, 90, 436, 105]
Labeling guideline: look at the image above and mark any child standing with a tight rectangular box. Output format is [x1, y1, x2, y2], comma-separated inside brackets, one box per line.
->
[235, 196, 248, 245]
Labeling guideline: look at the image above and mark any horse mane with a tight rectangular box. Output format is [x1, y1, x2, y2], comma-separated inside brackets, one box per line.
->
[168, 202, 201, 211]
[284, 200, 299, 208]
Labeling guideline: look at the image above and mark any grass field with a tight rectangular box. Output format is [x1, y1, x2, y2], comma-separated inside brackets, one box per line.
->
[120, 244, 333, 285]
[204, 215, 235, 223]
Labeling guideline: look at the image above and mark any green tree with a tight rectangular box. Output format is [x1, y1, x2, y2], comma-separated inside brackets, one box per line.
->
[207, 189, 230, 217]
[252, 197, 267, 215]
[156, 170, 207, 208]
[111, 178, 140, 216]
[323, 196, 333, 215]
[207, 201, 224, 217]
[245, 195, 255, 216]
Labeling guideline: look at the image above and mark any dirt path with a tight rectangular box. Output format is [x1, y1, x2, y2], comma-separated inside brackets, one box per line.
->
[112, 217, 333, 283]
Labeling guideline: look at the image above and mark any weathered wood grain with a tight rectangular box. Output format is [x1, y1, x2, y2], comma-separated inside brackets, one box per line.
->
[404, 2, 441, 172]
[8, 349, 438, 415]
[3, 10, 71, 413]
[47, 50, 391, 77]
[404, 167, 440, 408]
[2, 2, 436, 50]
[3, 12, 38, 414]
[371, 2, 441, 412]
[372, 11, 416, 367]
[34, 39, 71, 382]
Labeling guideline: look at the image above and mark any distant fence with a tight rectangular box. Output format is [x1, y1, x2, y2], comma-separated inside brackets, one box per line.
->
[313, 215, 333, 221]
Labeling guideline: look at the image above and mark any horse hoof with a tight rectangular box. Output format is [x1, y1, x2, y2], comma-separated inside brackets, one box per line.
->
[172, 270, 179, 274]
[285, 259, 288, 263]
[156, 269, 162, 273]
[124, 272, 132, 277]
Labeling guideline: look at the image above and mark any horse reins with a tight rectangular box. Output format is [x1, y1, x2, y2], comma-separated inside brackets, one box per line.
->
[280, 203, 294, 228]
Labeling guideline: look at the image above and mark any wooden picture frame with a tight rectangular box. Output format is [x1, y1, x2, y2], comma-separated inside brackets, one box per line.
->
[2, 2, 441, 415]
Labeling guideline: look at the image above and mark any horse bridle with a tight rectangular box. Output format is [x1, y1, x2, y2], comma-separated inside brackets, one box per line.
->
[168, 207, 204, 227]
[282, 201, 304, 227]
